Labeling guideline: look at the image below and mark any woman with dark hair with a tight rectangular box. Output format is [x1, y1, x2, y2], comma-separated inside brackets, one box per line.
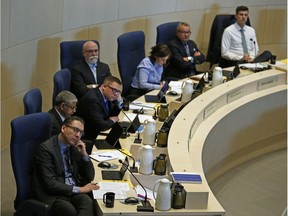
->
[130, 44, 171, 96]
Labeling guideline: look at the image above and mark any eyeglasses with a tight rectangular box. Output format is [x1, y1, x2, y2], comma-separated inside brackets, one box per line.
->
[84, 49, 99, 54]
[65, 125, 85, 137]
[178, 30, 191, 34]
[64, 103, 77, 110]
[107, 85, 122, 94]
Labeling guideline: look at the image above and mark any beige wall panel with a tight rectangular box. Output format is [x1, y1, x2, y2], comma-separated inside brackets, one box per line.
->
[264, 6, 287, 44]
[9, 0, 63, 46]
[176, 0, 235, 11]
[2, 93, 25, 149]
[118, 0, 177, 19]
[1, 42, 35, 99]
[41, 82, 54, 112]
[1, 0, 10, 50]
[62, 0, 118, 31]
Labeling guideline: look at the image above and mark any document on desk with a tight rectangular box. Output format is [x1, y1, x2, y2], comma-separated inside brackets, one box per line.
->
[130, 101, 157, 110]
[90, 150, 123, 162]
[122, 113, 154, 123]
[93, 182, 130, 199]
[168, 81, 183, 94]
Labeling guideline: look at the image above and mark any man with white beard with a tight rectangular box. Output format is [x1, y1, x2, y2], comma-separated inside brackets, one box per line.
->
[70, 41, 111, 99]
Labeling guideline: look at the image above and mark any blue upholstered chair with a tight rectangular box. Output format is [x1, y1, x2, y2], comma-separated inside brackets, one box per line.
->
[156, 22, 180, 45]
[10, 112, 52, 216]
[60, 40, 99, 69]
[117, 31, 145, 100]
[206, 14, 251, 69]
[52, 68, 71, 106]
[23, 88, 42, 115]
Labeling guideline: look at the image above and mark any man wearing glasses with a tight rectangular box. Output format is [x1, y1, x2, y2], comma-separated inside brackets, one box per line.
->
[70, 40, 111, 99]
[76, 76, 123, 140]
[32, 116, 100, 216]
[48, 90, 78, 137]
[164, 22, 205, 80]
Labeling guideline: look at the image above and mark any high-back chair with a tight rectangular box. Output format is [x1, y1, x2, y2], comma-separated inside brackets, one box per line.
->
[206, 14, 251, 69]
[52, 68, 71, 106]
[156, 21, 180, 45]
[117, 31, 145, 100]
[10, 112, 52, 216]
[23, 88, 42, 115]
[60, 40, 99, 69]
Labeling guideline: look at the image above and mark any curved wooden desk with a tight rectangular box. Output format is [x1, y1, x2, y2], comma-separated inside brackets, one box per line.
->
[168, 69, 287, 214]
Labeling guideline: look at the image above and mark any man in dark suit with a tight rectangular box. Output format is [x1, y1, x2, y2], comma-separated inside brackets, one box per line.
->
[48, 91, 78, 137]
[70, 40, 111, 99]
[164, 22, 205, 80]
[76, 76, 123, 140]
[32, 116, 99, 216]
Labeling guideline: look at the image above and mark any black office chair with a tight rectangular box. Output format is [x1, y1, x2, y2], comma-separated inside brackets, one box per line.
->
[206, 14, 251, 69]
[23, 88, 42, 115]
[60, 40, 100, 69]
[10, 112, 52, 216]
[156, 21, 180, 45]
[52, 68, 71, 106]
[117, 31, 145, 100]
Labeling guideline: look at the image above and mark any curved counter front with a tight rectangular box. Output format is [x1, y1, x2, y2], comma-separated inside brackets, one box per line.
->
[168, 69, 287, 214]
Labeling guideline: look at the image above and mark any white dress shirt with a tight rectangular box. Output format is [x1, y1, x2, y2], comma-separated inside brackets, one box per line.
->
[221, 23, 259, 61]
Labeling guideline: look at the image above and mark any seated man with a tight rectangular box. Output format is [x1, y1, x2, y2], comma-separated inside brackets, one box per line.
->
[75, 76, 123, 140]
[220, 5, 272, 68]
[164, 22, 205, 80]
[32, 116, 100, 216]
[48, 90, 78, 137]
[70, 40, 111, 99]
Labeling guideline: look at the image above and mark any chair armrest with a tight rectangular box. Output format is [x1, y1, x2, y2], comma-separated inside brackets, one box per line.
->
[15, 199, 50, 216]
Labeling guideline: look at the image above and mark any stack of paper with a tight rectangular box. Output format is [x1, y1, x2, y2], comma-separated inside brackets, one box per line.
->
[93, 182, 130, 199]
[90, 150, 123, 162]
[121, 113, 154, 123]
[168, 81, 183, 94]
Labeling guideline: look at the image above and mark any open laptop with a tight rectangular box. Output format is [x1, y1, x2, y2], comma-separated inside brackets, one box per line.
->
[94, 123, 123, 149]
[101, 156, 129, 180]
[118, 112, 141, 133]
[222, 64, 240, 79]
[194, 73, 206, 91]
[144, 81, 169, 103]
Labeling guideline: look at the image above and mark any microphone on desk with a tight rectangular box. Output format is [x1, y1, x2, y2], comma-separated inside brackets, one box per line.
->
[250, 38, 257, 72]
[118, 159, 154, 212]
[131, 103, 157, 120]
[117, 149, 138, 173]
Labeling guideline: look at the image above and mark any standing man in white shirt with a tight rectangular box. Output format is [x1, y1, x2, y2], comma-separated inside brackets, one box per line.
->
[221, 6, 272, 68]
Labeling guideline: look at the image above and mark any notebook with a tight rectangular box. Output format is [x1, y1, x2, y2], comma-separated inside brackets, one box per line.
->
[94, 123, 123, 149]
[118, 112, 141, 133]
[144, 81, 169, 103]
[101, 156, 129, 180]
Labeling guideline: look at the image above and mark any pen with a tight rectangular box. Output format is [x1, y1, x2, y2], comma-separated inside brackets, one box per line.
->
[98, 155, 112, 158]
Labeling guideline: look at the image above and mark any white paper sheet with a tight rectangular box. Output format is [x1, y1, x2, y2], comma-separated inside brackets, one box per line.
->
[93, 182, 130, 199]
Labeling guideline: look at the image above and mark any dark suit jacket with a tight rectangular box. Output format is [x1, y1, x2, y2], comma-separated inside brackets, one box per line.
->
[48, 108, 63, 137]
[75, 87, 121, 140]
[70, 59, 111, 99]
[32, 135, 95, 206]
[164, 38, 205, 79]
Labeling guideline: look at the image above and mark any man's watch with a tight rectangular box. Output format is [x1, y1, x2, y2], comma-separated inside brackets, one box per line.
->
[92, 84, 97, 89]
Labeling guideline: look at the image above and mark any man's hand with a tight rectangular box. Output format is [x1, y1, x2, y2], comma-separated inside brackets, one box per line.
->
[243, 54, 253, 62]
[75, 140, 88, 157]
[79, 183, 100, 193]
[109, 116, 119, 123]
[87, 84, 98, 89]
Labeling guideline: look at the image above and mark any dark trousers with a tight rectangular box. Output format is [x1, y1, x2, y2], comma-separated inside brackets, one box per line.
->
[219, 50, 272, 68]
[51, 194, 95, 216]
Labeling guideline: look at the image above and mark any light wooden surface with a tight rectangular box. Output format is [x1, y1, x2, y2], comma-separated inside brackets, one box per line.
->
[93, 68, 287, 216]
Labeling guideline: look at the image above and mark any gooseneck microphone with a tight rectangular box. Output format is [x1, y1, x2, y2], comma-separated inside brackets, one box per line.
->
[117, 149, 138, 173]
[119, 159, 154, 212]
[250, 38, 257, 72]
[130, 103, 157, 120]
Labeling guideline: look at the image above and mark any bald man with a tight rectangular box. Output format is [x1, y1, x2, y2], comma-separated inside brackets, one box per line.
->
[70, 41, 111, 99]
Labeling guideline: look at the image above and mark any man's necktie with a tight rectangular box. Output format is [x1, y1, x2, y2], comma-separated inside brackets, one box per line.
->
[105, 100, 109, 111]
[184, 43, 190, 56]
[64, 148, 77, 185]
[91, 64, 97, 83]
[240, 28, 248, 54]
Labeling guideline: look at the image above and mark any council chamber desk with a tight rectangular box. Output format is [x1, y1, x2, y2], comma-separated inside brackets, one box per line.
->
[92, 67, 287, 216]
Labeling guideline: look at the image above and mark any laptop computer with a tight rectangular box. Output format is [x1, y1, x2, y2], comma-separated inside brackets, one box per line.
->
[194, 73, 206, 91]
[94, 123, 123, 149]
[118, 112, 141, 133]
[144, 81, 169, 103]
[222, 64, 240, 79]
[101, 156, 129, 180]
